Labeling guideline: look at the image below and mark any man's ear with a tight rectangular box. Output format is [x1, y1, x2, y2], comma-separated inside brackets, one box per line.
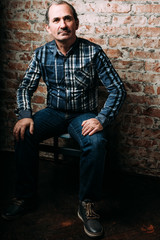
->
[75, 19, 79, 30]
[45, 24, 51, 34]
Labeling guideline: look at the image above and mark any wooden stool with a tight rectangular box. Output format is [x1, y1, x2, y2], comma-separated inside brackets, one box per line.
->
[39, 133, 81, 162]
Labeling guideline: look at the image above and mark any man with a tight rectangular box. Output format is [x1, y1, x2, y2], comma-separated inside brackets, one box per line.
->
[2, 1, 126, 238]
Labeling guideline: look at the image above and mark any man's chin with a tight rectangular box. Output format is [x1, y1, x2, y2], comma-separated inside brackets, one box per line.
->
[55, 34, 76, 44]
[57, 35, 71, 41]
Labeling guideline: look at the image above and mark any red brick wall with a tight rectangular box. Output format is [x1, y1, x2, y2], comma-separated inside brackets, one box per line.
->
[0, 0, 160, 176]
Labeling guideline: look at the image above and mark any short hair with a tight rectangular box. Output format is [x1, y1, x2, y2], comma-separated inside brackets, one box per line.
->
[45, 1, 78, 25]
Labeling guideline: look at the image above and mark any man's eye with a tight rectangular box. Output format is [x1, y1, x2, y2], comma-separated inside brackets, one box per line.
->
[53, 18, 59, 23]
[65, 16, 72, 21]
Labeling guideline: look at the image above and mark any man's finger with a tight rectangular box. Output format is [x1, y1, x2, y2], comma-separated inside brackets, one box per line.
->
[29, 122, 34, 135]
[13, 126, 19, 142]
[82, 126, 95, 136]
[89, 128, 97, 136]
[20, 127, 26, 141]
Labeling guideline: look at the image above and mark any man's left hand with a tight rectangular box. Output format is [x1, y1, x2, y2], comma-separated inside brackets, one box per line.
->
[82, 118, 103, 136]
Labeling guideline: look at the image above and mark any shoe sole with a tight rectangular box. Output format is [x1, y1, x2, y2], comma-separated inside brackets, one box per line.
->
[1, 212, 24, 221]
[77, 210, 104, 238]
[1, 206, 36, 221]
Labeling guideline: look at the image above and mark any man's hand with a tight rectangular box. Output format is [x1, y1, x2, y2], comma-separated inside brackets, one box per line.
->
[13, 118, 34, 141]
[82, 118, 103, 136]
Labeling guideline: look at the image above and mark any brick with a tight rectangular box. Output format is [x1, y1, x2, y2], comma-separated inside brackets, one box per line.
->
[6, 21, 31, 30]
[34, 23, 46, 32]
[132, 5, 160, 13]
[125, 82, 142, 93]
[15, 31, 43, 41]
[119, 72, 159, 84]
[74, 2, 131, 13]
[130, 51, 160, 60]
[112, 16, 147, 26]
[122, 126, 143, 138]
[143, 108, 160, 118]
[127, 94, 159, 105]
[32, 1, 46, 9]
[144, 39, 160, 49]
[126, 138, 157, 149]
[79, 15, 111, 25]
[7, 62, 28, 71]
[6, 79, 19, 89]
[23, 12, 38, 21]
[10, 1, 31, 9]
[2, 71, 17, 80]
[5, 42, 31, 51]
[32, 95, 45, 104]
[111, 0, 156, 1]
[157, 87, 160, 95]
[113, 60, 144, 71]
[35, 85, 47, 94]
[105, 26, 129, 36]
[132, 116, 154, 127]
[18, 52, 32, 61]
[104, 49, 122, 58]
[131, 27, 160, 37]
[109, 38, 143, 48]
[143, 129, 160, 140]
[122, 104, 144, 115]
[87, 37, 106, 46]
[145, 62, 160, 72]
[144, 85, 155, 95]
[148, 16, 160, 26]
[32, 104, 45, 113]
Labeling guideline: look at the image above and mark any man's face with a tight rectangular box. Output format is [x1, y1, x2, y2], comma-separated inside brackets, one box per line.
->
[46, 4, 79, 43]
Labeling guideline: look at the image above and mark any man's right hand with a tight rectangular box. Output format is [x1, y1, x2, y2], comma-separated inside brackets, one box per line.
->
[13, 118, 34, 142]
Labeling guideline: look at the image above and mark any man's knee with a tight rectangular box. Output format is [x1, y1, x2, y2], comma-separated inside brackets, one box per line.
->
[81, 132, 107, 151]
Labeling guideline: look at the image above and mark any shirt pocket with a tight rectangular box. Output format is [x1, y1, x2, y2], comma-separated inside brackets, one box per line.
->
[74, 63, 96, 90]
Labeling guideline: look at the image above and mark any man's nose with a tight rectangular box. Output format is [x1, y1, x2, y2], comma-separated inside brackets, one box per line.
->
[60, 19, 66, 28]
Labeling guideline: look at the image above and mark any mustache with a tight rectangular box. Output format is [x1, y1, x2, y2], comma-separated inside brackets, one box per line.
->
[58, 27, 71, 34]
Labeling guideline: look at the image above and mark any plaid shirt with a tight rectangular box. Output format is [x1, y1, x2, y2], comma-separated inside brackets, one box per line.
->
[17, 38, 126, 128]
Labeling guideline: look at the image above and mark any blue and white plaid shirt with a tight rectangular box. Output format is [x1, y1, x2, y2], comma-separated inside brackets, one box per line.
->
[17, 38, 126, 128]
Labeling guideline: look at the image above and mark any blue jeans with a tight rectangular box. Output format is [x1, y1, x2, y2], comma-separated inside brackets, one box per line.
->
[15, 107, 107, 201]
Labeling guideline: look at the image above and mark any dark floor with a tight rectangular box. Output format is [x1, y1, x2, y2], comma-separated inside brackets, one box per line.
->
[1, 151, 160, 240]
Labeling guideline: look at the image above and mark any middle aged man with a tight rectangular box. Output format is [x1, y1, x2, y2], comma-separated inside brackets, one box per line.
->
[2, 1, 126, 238]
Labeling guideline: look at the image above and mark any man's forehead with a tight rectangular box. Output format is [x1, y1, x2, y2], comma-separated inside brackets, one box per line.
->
[49, 3, 73, 17]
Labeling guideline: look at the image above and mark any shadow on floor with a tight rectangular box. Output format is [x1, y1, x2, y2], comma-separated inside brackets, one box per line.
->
[1, 151, 160, 240]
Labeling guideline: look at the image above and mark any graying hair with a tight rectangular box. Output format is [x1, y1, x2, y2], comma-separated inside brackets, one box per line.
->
[45, 1, 78, 25]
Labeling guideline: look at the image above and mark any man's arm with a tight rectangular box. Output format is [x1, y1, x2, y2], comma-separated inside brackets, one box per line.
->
[14, 52, 41, 141]
[95, 49, 126, 128]
[17, 52, 41, 119]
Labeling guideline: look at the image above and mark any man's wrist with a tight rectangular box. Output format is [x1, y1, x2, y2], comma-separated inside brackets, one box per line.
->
[17, 110, 32, 120]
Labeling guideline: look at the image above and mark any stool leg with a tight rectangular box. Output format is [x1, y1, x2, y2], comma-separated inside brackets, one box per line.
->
[54, 136, 59, 162]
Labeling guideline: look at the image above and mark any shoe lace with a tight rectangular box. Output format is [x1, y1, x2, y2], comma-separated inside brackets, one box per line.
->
[85, 202, 100, 220]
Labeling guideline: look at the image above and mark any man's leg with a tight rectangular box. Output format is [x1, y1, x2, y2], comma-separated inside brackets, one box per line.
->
[2, 108, 68, 220]
[68, 112, 107, 201]
[68, 112, 107, 237]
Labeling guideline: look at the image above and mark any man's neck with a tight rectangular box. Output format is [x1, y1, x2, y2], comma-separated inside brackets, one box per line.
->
[55, 37, 77, 56]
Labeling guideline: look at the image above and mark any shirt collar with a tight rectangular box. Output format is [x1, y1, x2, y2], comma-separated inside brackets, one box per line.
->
[48, 38, 79, 57]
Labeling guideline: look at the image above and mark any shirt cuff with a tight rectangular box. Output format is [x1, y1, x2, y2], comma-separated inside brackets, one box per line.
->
[95, 114, 110, 128]
[18, 110, 32, 119]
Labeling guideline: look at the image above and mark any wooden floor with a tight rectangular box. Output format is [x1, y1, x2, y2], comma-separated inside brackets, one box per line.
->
[1, 151, 160, 240]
